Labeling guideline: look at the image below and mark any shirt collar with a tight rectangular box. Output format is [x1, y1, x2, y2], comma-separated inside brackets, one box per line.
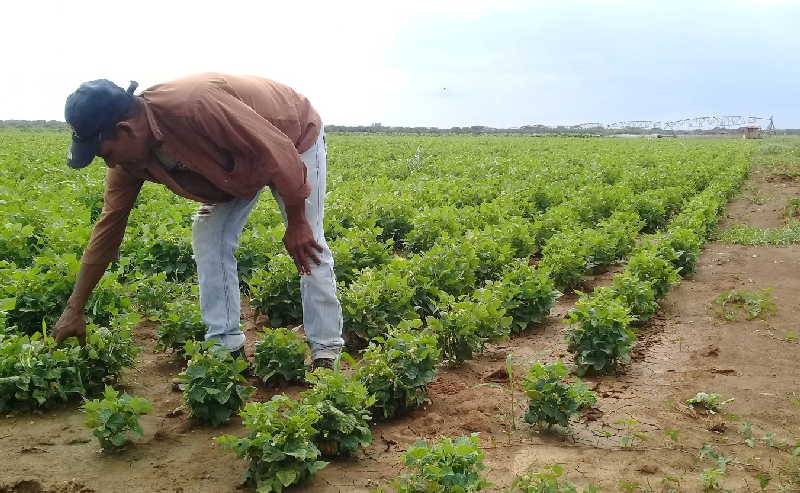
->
[142, 99, 165, 142]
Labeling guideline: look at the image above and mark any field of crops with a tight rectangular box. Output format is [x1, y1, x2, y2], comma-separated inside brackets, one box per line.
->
[0, 131, 769, 491]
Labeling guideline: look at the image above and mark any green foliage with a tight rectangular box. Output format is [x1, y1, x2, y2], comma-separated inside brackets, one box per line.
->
[657, 227, 702, 275]
[178, 340, 254, 426]
[408, 238, 479, 316]
[498, 262, 561, 334]
[356, 321, 441, 420]
[405, 205, 468, 252]
[565, 289, 635, 376]
[0, 314, 139, 412]
[4, 254, 128, 334]
[381, 434, 490, 493]
[625, 249, 680, 300]
[610, 273, 658, 325]
[247, 255, 302, 327]
[153, 298, 206, 352]
[123, 220, 195, 281]
[714, 288, 777, 321]
[302, 368, 375, 457]
[125, 270, 190, 315]
[81, 386, 153, 450]
[341, 266, 418, 346]
[522, 360, 597, 429]
[252, 327, 308, 384]
[466, 228, 516, 284]
[216, 395, 328, 493]
[427, 291, 512, 365]
[330, 226, 393, 284]
[539, 229, 589, 290]
[512, 464, 599, 493]
[718, 220, 800, 245]
[584, 211, 643, 270]
[687, 392, 734, 414]
[784, 197, 800, 218]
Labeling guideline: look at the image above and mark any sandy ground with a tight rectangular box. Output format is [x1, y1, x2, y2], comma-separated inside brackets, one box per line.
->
[2, 164, 799, 493]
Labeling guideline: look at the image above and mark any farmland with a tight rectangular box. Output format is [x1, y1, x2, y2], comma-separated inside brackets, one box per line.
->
[1, 131, 799, 492]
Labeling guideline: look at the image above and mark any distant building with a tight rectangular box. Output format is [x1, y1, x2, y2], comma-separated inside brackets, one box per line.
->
[742, 126, 761, 139]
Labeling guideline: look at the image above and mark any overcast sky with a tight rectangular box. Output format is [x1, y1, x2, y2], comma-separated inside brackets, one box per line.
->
[2, 0, 798, 127]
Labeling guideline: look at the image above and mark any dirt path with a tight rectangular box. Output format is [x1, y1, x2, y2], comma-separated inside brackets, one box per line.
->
[3, 157, 800, 493]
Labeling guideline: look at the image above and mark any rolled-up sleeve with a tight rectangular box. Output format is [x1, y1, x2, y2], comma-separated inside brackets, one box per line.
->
[80, 166, 143, 265]
[190, 87, 310, 206]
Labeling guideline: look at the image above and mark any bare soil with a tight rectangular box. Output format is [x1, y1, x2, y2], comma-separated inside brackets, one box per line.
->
[3, 167, 799, 493]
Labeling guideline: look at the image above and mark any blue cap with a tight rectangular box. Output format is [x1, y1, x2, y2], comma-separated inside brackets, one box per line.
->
[64, 79, 139, 169]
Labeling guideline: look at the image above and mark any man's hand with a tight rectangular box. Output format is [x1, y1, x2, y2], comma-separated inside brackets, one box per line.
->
[52, 306, 87, 345]
[284, 218, 322, 274]
[282, 201, 322, 275]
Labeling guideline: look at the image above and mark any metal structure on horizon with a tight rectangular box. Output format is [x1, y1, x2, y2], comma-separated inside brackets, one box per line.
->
[573, 116, 776, 133]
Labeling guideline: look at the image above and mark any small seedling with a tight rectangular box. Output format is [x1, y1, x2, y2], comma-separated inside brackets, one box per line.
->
[740, 421, 755, 447]
[687, 392, 734, 414]
[714, 289, 777, 321]
[664, 429, 681, 443]
[506, 354, 516, 432]
[511, 464, 599, 493]
[754, 471, 771, 490]
[698, 444, 732, 492]
[614, 418, 647, 448]
[81, 386, 153, 451]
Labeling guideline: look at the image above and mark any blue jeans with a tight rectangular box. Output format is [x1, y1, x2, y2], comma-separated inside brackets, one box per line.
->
[191, 130, 343, 360]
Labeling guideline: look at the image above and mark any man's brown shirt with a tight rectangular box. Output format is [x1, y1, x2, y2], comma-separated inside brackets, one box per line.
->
[81, 73, 321, 265]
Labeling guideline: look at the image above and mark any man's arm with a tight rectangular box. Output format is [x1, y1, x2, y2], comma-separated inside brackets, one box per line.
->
[190, 87, 321, 273]
[53, 166, 143, 344]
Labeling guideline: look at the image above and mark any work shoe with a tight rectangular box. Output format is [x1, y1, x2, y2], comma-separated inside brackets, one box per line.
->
[310, 358, 335, 372]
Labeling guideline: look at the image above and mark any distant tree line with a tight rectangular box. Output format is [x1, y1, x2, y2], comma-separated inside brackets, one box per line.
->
[2, 120, 798, 135]
[0, 120, 69, 130]
[325, 123, 800, 136]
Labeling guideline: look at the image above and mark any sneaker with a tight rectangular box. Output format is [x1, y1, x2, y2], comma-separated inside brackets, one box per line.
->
[229, 347, 245, 361]
[171, 377, 186, 393]
[311, 358, 335, 371]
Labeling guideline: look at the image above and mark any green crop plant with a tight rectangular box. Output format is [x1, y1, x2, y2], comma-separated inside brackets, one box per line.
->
[216, 395, 327, 493]
[355, 320, 441, 419]
[177, 340, 254, 426]
[625, 249, 680, 300]
[427, 291, 511, 365]
[609, 274, 658, 325]
[247, 254, 303, 327]
[340, 265, 417, 346]
[0, 314, 139, 412]
[379, 434, 490, 493]
[252, 327, 308, 384]
[301, 367, 375, 457]
[153, 298, 206, 352]
[565, 290, 635, 375]
[81, 386, 153, 451]
[496, 261, 561, 334]
[522, 360, 597, 429]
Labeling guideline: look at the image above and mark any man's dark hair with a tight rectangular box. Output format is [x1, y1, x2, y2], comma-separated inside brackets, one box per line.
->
[100, 97, 144, 140]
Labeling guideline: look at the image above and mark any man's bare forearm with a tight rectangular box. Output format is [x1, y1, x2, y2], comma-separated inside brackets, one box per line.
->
[66, 261, 111, 310]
